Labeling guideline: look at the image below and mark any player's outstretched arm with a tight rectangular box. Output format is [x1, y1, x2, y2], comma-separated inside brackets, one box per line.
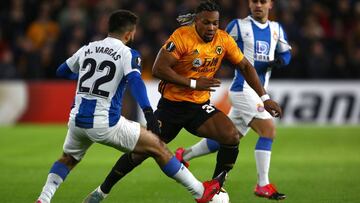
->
[152, 48, 221, 91]
[56, 62, 78, 80]
[237, 57, 282, 117]
[126, 71, 160, 135]
[237, 57, 266, 96]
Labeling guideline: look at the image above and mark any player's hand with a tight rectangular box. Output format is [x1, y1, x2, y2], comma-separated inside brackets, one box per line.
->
[263, 99, 283, 118]
[268, 58, 284, 69]
[194, 76, 221, 91]
[143, 107, 161, 135]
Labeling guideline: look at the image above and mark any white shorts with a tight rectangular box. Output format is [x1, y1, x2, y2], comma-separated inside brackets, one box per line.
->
[63, 116, 141, 161]
[228, 87, 272, 136]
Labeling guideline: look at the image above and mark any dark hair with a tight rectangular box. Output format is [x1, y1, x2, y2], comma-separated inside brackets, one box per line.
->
[108, 10, 138, 34]
[195, 0, 220, 14]
[177, 0, 220, 25]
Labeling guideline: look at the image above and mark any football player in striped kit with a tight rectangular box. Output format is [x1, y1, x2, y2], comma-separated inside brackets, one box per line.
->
[176, 0, 291, 200]
[35, 9, 225, 203]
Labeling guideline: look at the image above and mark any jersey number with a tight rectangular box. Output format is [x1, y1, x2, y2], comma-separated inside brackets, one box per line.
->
[78, 58, 116, 98]
[202, 104, 215, 114]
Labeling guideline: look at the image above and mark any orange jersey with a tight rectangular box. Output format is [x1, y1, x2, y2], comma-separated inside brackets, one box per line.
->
[159, 25, 244, 103]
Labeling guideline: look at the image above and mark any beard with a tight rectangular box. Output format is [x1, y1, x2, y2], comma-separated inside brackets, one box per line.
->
[126, 38, 134, 47]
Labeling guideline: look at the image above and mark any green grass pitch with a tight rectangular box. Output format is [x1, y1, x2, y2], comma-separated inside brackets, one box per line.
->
[1, 125, 360, 203]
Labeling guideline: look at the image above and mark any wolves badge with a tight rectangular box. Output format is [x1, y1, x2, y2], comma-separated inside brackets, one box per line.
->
[215, 46, 223, 55]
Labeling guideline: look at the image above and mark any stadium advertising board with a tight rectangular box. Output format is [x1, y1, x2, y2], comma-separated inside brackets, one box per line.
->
[0, 81, 359, 125]
[142, 80, 360, 125]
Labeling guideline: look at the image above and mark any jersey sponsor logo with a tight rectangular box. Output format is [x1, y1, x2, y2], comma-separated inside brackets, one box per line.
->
[191, 57, 219, 72]
[256, 41, 270, 54]
[192, 58, 202, 67]
[215, 46, 223, 55]
[165, 41, 176, 52]
[255, 40, 270, 62]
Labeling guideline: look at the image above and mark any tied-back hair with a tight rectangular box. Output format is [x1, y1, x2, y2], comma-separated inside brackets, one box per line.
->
[176, 0, 220, 26]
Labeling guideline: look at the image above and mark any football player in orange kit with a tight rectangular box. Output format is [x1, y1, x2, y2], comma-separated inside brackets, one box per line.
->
[84, 1, 282, 202]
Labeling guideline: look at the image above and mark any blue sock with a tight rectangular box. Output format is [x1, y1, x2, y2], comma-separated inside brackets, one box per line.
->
[161, 156, 182, 177]
[49, 161, 70, 180]
[206, 138, 220, 152]
[255, 137, 273, 151]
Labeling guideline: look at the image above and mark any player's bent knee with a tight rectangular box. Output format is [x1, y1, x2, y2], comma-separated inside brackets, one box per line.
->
[58, 153, 79, 169]
[222, 127, 240, 145]
[144, 133, 171, 159]
[259, 126, 276, 139]
[130, 152, 149, 164]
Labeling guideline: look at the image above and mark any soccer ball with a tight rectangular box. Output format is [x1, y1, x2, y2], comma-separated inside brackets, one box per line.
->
[209, 190, 230, 203]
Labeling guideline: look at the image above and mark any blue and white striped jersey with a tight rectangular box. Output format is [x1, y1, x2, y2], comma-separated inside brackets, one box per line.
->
[66, 37, 142, 128]
[226, 16, 291, 92]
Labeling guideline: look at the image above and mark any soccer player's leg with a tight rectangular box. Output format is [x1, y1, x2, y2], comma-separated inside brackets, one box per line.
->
[175, 138, 220, 168]
[133, 127, 225, 202]
[189, 109, 242, 178]
[229, 88, 286, 199]
[250, 118, 286, 200]
[37, 126, 91, 203]
[84, 114, 183, 202]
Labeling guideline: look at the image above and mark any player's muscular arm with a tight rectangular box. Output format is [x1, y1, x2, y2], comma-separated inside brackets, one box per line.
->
[152, 48, 190, 86]
[237, 57, 266, 96]
[152, 49, 220, 91]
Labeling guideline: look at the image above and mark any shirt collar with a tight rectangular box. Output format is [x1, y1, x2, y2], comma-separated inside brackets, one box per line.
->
[248, 15, 269, 29]
[106, 36, 125, 45]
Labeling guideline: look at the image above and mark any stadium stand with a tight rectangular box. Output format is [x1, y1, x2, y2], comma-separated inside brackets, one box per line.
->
[0, 0, 359, 80]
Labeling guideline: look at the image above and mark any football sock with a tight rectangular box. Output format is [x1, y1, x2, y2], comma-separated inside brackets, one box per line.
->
[255, 137, 273, 186]
[38, 161, 70, 202]
[101, 152, 142, 194]
[212, 144, 239, 178]
[162, 156, 204, 199]
[183, 138, 220, 161]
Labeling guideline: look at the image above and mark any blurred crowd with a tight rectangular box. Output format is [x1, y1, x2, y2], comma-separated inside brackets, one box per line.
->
[0, 0, 359, 80]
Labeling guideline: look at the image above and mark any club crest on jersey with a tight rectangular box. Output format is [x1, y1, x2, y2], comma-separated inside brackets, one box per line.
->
[192, 58, 203, 67]
[215, 46, 223, 55]
[165, 41, 176, 52]
[273, 31, 278, 41]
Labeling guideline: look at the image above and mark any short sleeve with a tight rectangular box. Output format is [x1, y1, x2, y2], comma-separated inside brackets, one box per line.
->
[123, 49, 141, 76]
[65, 46, 85, 73]
[276, 24, 292, 53]
[224, 34, 244, 65]
[130, 49, 142, 72]
[162, 28, 186, 59]
[225, 19, 239, 41]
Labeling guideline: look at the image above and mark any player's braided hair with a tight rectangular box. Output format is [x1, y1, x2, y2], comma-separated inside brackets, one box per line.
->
[176, 0, 220, 26]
